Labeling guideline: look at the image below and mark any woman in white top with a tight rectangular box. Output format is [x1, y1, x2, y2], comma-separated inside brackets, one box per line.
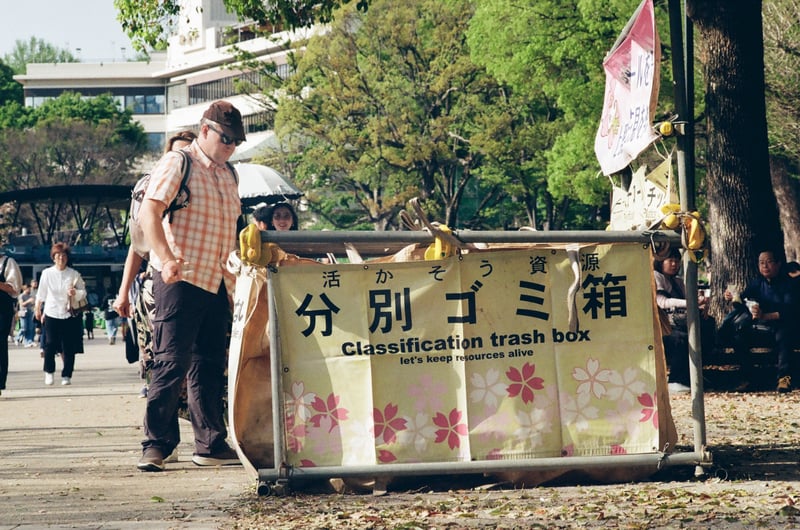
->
[34, 242, 86, 386]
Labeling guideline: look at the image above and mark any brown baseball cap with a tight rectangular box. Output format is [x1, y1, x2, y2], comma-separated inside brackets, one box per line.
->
[202, 100, 246, 142]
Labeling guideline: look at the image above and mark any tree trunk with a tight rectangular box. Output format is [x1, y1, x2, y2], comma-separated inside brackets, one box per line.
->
[770, 155, 800, 262]
[689, 0, 780, 319]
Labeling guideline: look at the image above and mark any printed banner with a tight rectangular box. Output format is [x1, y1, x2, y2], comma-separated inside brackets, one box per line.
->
[272, 244, 661, 468]
[608, 156, 675, 230]
[595, 0, 661, 175]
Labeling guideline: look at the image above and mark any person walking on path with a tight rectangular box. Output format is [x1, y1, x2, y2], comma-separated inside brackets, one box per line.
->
[34, 242, 86, 387]
[101, 292, 120, 344]
[16, 283, 36, 346]
[0, 254, 23, 395]
[136, 101, 244, 471]
[115, 131, 197, 400]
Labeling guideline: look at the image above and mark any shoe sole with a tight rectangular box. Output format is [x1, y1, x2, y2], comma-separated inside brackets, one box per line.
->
[191, 456, 241, 466]
[137, 460, 165, 471]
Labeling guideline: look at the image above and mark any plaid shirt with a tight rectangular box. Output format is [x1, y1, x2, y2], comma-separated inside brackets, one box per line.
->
[144, 142, 240, 295]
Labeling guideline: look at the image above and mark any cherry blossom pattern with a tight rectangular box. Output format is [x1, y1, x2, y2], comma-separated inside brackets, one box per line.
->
[611, 444, 627, 455]
[378, 449, 397, 463]
[470, 368, 507, 412]
[285, 411, 309, 453]
[407, 373, 448, 412]
[374, 403, 408, 445]
[604, 366, 648, 404]
[397, 412, 439, 453]
[607, 397, 649, 440]
[309, 392, 349, 433]
[506, 362, 545, 404]
[572, 357, 613, 399]
[559, 391, 599, 432]
[433, 408, 469, 450]
[638, 392, 659, 429]
[514, 406, 553, 447]
[284, 380, 316, 423]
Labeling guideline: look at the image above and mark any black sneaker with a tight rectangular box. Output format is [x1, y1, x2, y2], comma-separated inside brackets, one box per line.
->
[137, 447, 166, 472]
[192, 446, 241, 467]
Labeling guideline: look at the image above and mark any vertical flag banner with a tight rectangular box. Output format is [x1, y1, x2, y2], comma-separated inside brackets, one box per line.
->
[595, 0, 661, 176]
[273, 244, 665, 468]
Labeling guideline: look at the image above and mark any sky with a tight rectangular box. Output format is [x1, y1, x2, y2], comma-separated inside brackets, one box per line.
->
[0, 0, 135, 62]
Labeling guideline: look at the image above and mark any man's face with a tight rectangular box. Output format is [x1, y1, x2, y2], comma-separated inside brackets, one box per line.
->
[758, 252, 781, 279]
[199, 123, 237, 165]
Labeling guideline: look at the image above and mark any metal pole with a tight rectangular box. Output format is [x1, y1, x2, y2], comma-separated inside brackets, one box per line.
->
[668, 0, 706, 477]
[267, 273, 288, 483]
[258, 450, 712, 486]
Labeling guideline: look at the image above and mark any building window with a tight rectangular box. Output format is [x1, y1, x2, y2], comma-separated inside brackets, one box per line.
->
[125, 94, 165, 115]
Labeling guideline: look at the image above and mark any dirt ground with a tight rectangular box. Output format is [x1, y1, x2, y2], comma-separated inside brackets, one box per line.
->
[4, 340, 800, 529]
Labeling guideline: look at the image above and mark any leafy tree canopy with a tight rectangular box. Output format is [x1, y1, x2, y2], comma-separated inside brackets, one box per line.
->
[0, 60, 23, 106]
[274, 0, 561, 230]
[2, 37, 77, 75]
[114, 0, 372, 53]
[467, 0, 676, 213]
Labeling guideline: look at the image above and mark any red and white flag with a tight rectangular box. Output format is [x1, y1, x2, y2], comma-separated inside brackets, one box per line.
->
[595, 0, 661, 176]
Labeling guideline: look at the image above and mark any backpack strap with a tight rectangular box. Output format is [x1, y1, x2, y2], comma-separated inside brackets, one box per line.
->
[164, 152, 239, 223]
[165, 150, 192, 223]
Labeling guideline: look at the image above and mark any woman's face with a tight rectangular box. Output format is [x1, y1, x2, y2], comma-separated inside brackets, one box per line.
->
[52, 251, 68, 270]
[271, 207, 294, 231]
[661, 256, 680, 276]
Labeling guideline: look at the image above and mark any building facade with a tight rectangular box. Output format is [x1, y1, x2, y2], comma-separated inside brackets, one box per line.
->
[14, 0, 311, 159]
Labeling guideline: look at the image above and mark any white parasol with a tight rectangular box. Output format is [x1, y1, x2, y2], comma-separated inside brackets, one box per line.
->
[235, 163, 304, 207]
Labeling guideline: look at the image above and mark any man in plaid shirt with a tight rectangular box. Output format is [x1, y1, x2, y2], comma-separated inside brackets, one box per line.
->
[136, 101, 244, 471]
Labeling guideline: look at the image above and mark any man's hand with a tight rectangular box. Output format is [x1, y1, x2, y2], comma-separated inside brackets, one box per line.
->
[113, 292, 131, 318]
[161, 259, 183, 284]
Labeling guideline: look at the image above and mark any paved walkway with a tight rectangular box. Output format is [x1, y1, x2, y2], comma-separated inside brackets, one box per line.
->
[0, 335, 250, 529]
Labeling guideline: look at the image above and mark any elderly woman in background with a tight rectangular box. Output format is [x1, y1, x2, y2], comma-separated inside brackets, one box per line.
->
[34, 242, 86, 387]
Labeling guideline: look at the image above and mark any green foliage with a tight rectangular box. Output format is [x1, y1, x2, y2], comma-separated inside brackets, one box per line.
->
[2, 37, 77, 74]
[115, 0, 372, 53]
[467, 0, 680, 227]
[763, 0, 800, 163]
[275, 0, 556, 229]
[0, 92, 147, 189]
[0, 61, 23, 106]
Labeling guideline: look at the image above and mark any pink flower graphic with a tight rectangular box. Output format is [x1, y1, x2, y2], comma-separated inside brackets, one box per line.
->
[485, 448, 504, 460]
[373, 403, 408, 445]
[309, 393, 349, 432]
[433, 408, 469, 450]
[611, 444, 627, 455]
[637, 392, 658, 429]
[377, 449, 397, 463]
[285, 412, 308, 453]
[506, 362, 545, 404]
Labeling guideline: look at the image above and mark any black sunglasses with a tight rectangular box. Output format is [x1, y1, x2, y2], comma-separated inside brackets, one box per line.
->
[207, 124, 243, 146]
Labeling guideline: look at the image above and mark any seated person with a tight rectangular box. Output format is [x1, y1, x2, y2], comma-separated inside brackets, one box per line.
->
[723, 249, 800, 393]
[654, 247, 712, 394]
